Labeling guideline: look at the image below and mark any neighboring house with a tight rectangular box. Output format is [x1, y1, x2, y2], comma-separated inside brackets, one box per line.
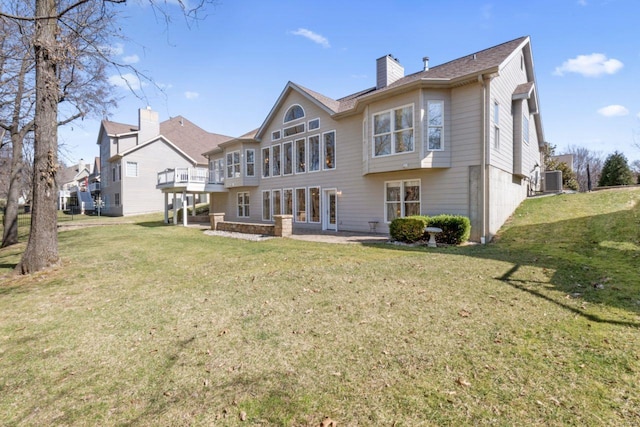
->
[57, 159, 94, 212]
[97, 108, 233, 216]
[158, 36, 545, 242]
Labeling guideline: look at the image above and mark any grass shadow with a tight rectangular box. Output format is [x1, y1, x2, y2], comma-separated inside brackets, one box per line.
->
[366, 197, 640, 327]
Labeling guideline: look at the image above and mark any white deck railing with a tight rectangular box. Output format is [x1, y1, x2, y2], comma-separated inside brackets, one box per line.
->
[157, 167, 223, 186]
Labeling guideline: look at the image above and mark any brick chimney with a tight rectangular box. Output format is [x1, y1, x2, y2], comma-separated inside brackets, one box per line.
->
[138, 107, 159, 144]
[376, 54, 404, 89]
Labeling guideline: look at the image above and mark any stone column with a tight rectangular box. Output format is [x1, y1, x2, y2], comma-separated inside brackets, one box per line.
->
[274, 215, 293, 237]
[209, 212, 225, 230]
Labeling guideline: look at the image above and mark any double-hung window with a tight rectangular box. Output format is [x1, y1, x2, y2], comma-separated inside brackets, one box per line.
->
[272, 144, 281, 176]
[426, 101, 444, 151]
[245, 149, 255, 177]
[323, 131, 336, 170]
[385, 179, 421, 222]
[262, 147, 270, 178]
[226, 151, 240, 178]
[237, 192, 250, 217]
[373, 105, 414, 156]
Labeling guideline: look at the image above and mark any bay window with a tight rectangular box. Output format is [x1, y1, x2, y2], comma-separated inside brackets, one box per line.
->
[426, 101, 444, 151]
[373, 105, 414, 157]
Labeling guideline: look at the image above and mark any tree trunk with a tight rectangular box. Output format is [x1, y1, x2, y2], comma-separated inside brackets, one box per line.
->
[16, 0, 59, 274]
[1, 132, 24, 248]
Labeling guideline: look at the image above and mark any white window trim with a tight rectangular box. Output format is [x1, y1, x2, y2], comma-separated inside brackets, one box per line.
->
[372, 103, 415, 157]
[308, 186, 321, 224]
[262, 147, 270, 178]
[308, 134, 321, 173]
[245, 149, 255, 177]
[272, 130, 281, 141]
[283, 122, 306, 138]
[226, 150, 241, 179]
[308, 118, 320, 130]
[426, 100, 444, 152]
[271, 143, 282, 177]
[272, 189, 282, 218]
[295, 138, 306, 174]
[262, 190, 271, 221]
[283, 188, 293, 215]
[295, 187, 307, 223]
[284, 104, 305, 124]
[237, 191, 250, 218]
[384, 179, 421, 223]
[322, 130, 337, 171]
[283, 141, 293, 176]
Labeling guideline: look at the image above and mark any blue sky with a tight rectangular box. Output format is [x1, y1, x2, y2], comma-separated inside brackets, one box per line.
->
[59, 0, 640, 166]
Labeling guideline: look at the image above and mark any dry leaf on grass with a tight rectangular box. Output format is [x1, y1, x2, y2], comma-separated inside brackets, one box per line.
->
[456, 377, 471, 387]
[320, 417, 337, 427]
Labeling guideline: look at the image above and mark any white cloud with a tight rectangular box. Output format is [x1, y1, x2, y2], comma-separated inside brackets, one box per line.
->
[481, 3, 493, 20]
[554, 53, 623, 77]
[291, 28, 330, 48]
[577, 0, 587, 6]
[122, 54, 140, 64]
[184, 91, 199, 100]
[637, 112, 640, 119]
[108, 73, 146, 91]
[597, 105, 629, 117]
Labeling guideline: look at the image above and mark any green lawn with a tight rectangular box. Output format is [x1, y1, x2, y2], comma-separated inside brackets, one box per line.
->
[1, 189, 639, 426]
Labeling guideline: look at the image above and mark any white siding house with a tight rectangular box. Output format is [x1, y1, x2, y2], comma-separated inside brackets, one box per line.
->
[97, 108, 232, 216]
[157, 36, 545, 242]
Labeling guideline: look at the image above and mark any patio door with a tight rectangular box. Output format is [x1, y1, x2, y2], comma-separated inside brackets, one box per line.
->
[323, 189, 337, 231]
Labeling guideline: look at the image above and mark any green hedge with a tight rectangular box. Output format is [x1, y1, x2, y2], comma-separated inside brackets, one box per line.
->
[389, 216, 428, 243]
[425, 214, 471, 245]
[389, 214, 471, 245]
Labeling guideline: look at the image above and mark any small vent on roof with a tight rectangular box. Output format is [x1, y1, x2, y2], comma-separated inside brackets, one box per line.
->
[423, 56, 429, 71]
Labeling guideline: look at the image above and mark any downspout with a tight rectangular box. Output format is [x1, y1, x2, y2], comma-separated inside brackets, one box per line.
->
[478, 74, 493, 244]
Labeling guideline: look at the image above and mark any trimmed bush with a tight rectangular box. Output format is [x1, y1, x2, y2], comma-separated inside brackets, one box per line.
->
[176, 203, 209, 221]
[425, 214, 471, 245]
[389, 216, 428, 243]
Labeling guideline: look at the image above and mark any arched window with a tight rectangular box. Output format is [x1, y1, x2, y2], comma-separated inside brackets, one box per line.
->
[284, 105, 305, 123]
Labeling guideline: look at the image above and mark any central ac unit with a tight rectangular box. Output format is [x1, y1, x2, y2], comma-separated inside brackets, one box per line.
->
[544, 171, 563, 193]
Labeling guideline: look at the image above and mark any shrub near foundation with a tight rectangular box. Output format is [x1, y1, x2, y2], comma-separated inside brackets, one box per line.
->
[425, 214, 471, 245]
[389, 216, 428, 243]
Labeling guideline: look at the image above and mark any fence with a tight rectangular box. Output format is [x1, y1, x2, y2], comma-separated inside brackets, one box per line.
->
[0, 207, 85, 239]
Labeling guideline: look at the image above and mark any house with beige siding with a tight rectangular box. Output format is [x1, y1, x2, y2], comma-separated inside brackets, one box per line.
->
[157, 36, 545, 242]
[97, 108, 232, 216]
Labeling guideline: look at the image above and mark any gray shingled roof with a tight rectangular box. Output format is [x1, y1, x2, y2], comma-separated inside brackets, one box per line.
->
[102, 116, 233, 165]
[296, 36, 529, 115]
[101, 120, 137, 135]
[159, 116, 233, 164]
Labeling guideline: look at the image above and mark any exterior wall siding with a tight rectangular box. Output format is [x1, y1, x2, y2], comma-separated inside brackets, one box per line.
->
[122, 141, 193, 216]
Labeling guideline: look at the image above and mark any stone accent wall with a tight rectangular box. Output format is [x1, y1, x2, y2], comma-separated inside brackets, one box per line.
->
[210, 213, 293, 237]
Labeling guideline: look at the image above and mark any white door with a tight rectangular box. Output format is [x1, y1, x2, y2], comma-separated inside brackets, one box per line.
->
[323, 189, 337, 231]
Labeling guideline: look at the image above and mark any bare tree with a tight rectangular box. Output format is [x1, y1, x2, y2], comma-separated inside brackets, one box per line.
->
[564, 145, 604, 192]
[1, 1, 116, 248]
[1, 0, 215, 274]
